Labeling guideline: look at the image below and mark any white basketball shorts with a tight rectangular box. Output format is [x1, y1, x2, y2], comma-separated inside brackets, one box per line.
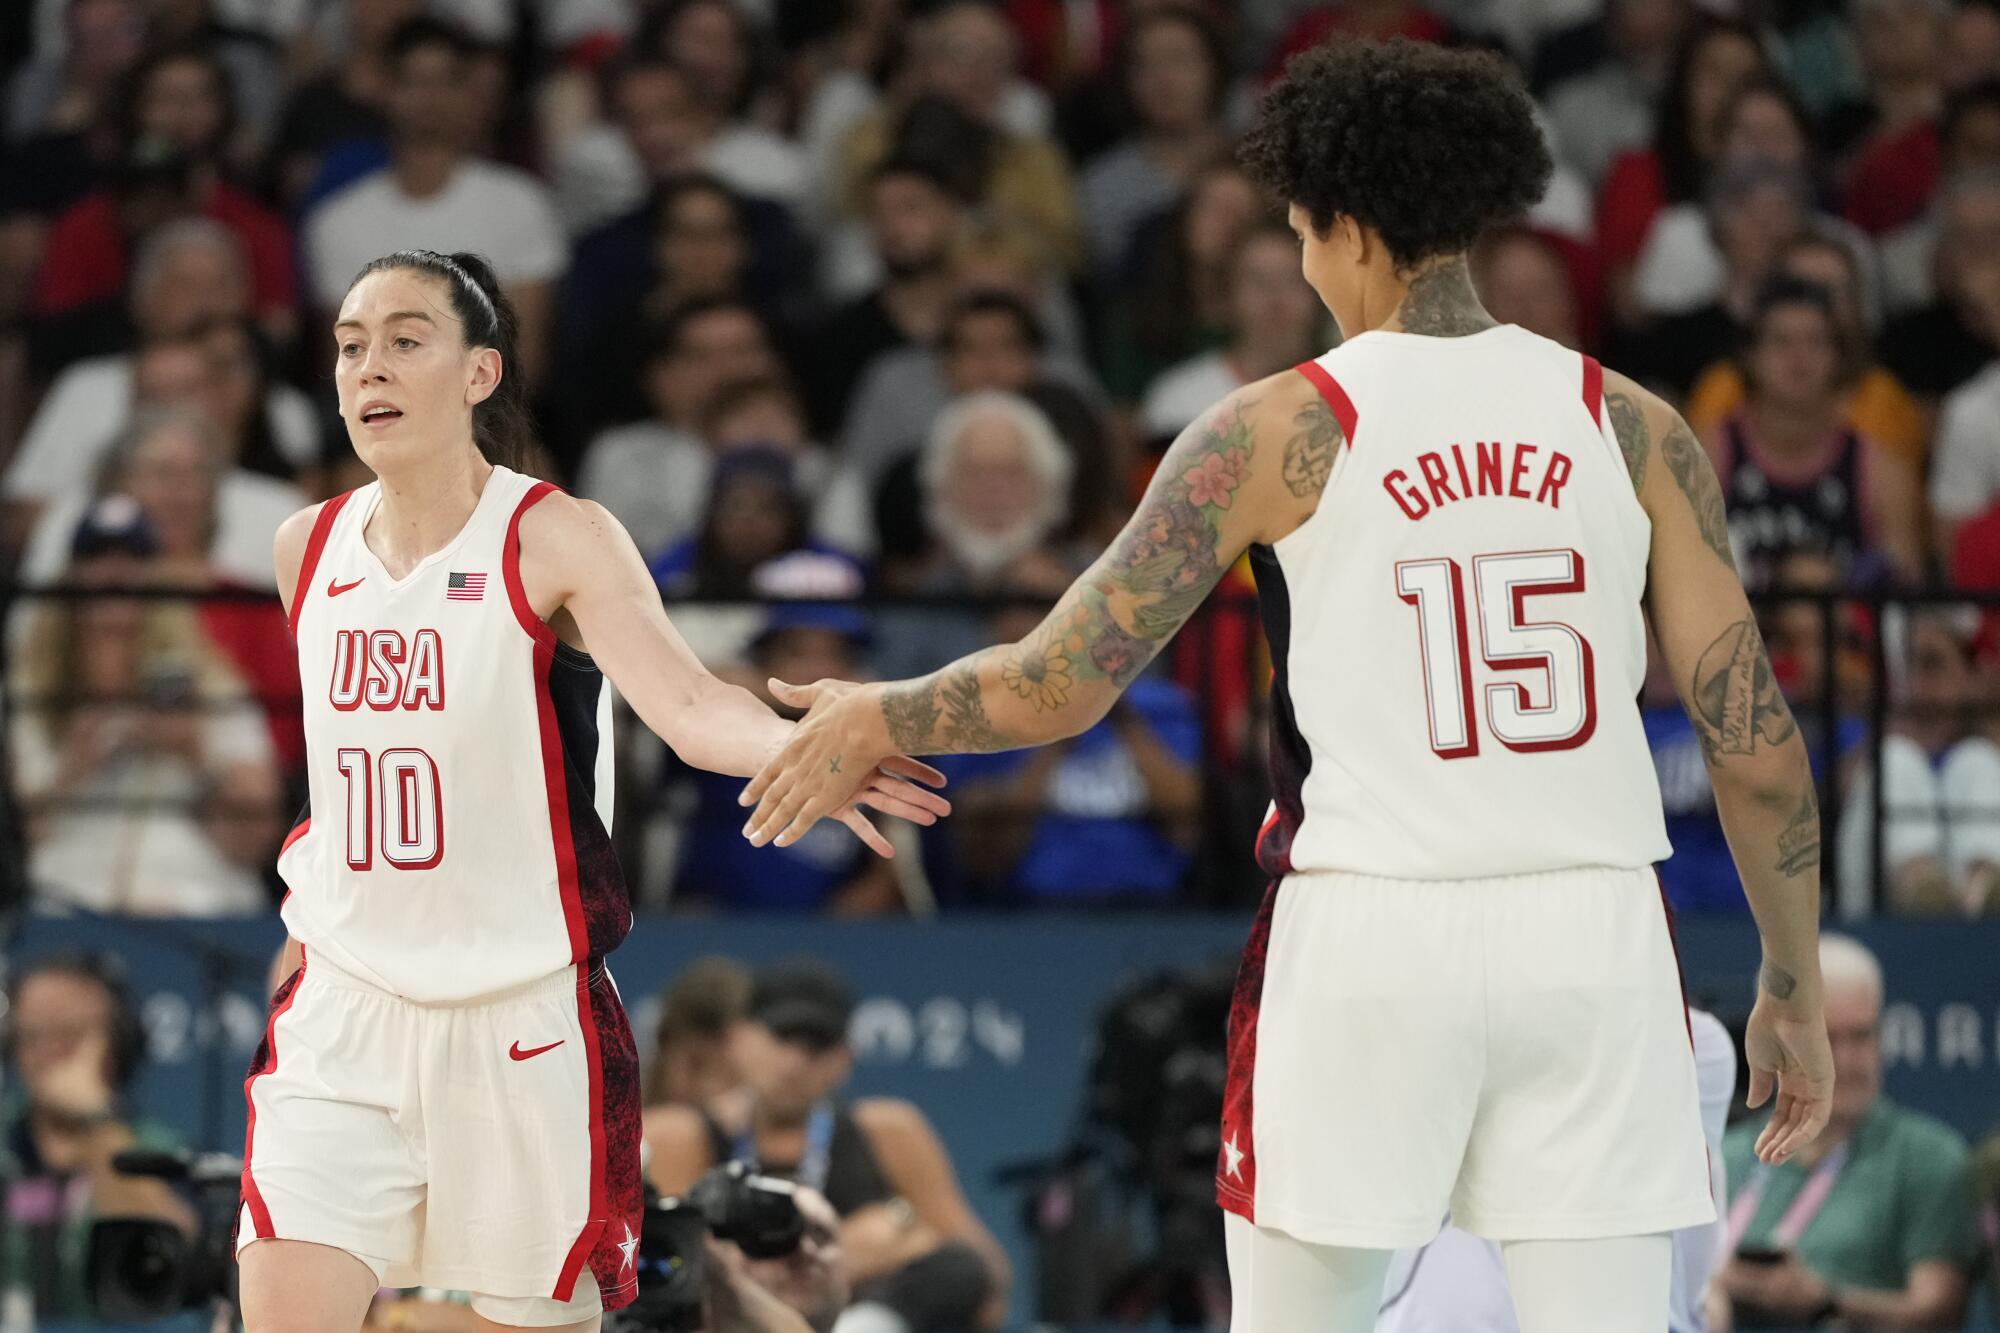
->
[235, 947, 644, 1321]
[1216, 865, 1714, 1247]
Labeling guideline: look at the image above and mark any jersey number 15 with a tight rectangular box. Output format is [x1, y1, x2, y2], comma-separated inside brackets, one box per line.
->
[1394, 548, 1597, 760]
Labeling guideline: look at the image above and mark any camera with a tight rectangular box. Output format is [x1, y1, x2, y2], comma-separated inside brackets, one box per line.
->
[609, 1161, 806, 1333]
[89, 1149, 243, 1320]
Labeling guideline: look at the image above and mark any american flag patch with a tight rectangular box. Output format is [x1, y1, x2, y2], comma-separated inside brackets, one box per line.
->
[446, 572, 487, 602]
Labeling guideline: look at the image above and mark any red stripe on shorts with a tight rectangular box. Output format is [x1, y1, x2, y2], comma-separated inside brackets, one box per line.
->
[239, 950, 307, 1241]
[552, 963, 609, 1301]
[1217, 880, 1284, 1222]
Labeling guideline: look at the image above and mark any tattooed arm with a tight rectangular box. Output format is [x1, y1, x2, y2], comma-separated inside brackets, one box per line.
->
[739, 373, 1338, 846]
[1609, 368, 1833, 1163]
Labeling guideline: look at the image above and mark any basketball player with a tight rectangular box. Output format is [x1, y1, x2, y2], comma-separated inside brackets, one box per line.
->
[1373, 1007, 1738, 1333]
[737, 40, 1835, 1333]
[234, 249, 949, 1333]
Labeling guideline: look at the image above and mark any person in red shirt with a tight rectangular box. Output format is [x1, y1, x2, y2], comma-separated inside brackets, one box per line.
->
[1264, 2, 1452, 80]
[1597, 19, 1767, 327]
[33, 43, 295, 348]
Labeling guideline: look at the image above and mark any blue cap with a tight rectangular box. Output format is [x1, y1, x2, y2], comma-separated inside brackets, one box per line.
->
[71, 494, 158, 560]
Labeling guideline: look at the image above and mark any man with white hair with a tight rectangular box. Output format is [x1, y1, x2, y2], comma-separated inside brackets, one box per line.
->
[1714, 934, 1980, 1328]
[1375, 1008, 1737, 1333]
[872, 391, 1074, 683]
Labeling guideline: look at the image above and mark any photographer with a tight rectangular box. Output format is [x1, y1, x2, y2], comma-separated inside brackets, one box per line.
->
[647, 960, 1009, 1328]
[0, 951, 193, 1319]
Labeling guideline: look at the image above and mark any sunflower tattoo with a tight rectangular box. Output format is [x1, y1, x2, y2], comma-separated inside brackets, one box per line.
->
[1001, 635, 1075, 710]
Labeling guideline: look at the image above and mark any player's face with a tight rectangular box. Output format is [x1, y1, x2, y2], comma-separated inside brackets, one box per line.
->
[1287, 202, 1353, 334]
[334, 268, 498, 470]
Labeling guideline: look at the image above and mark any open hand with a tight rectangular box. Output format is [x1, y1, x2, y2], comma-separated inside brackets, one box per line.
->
[1744, 993, 1834, 1164]
[746, 679, 947, 855]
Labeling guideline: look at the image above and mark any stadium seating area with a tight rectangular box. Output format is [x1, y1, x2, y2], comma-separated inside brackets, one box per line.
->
[5, 0, 1999, 920]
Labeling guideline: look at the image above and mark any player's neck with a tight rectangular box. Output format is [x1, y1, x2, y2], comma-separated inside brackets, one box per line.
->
[367, 449, 494, 572]
[1375, 255, 1498, 338]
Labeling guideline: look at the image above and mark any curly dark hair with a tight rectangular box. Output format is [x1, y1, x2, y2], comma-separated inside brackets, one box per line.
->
[1239, 40, 1552, 271]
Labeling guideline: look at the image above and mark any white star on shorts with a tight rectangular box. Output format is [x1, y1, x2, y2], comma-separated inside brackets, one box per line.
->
[618, 1221, 639, 1270]
[1222, 1134, 1245, 1179]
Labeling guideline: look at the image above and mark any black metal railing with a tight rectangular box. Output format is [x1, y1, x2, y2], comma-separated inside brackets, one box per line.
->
[3, 581, 1995, 916]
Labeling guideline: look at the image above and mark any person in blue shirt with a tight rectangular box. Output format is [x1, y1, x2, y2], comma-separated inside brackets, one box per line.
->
[937, 556, 1202, 905]
[672, 598, 898, 913]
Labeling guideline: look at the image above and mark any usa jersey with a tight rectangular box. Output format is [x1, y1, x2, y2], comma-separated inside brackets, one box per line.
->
[279, 466, 628, 1002]
[1255, 326, 1671, 881]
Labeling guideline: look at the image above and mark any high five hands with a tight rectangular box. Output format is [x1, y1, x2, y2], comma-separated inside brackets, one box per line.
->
[743, 678, 909, 852]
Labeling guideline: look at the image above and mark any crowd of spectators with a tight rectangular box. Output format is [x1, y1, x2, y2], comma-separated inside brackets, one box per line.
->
[3, 0, 2000, 916]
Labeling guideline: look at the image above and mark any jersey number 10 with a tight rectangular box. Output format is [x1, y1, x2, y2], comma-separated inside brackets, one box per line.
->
[1394, 548, 1597, 759]
[335, 747, 443, 869]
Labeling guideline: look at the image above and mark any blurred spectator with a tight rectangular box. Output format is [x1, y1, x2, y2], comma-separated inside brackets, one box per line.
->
[8, 316, 314, 570]
[940, 555, 1201, 906]
[1881, 172, 2000, 398]
[801, 158, 966, 436]
[647, 959, 1010, 1326]
[1076, 4, 1230, 273]
[32, 43, 296, 347]
[1472, 226, 1586, 349]
[0, 951, 194, 1322]
[1138, 219, 1324, 444]
[1100, 159, 1262, 404]
[1597, 20, 1770, 326]
[874, 391, 1078, 679]
[10, 496, 279, 914]
[553, 54, 806, 237]
[1717, 935, 1979, 1328]
[1879, 81, 2000, 315]
[1687, 232, 1927, 468]
[576, 300, 806, 549]
[301, 17, 563, 385]
[842, 288, 1096, 493]
[1703, 278, 1923, 586]
[1839, 611, 2000, 914]
[24, 407, 302, 763]
[1264, 0, 1454, 78]
[642, 955, 751, 1108]
[144, 0, 285, 164]
[836, 2, 1081, 275]
[648, 450, 864, 666]
[641, 0, 784, 131]
[266, 0, 419, 210]
[672, 593, 900, 914]
[1542, 0, 1691, 185]
[3, 0, 143, 142]
[1830, 0, 1949, 238]
[1620, 162, 1814, 395]
[1927, 256, 2000, 558]
[1943, 0, 2000, 92]
[1632, 78, 1844, 320]
[734, 1183, 852, 1333]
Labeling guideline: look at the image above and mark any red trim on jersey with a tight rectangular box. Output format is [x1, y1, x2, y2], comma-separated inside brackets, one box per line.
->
[278, 816, 310, 858]
[239, 950, 307, 1240]
[553, 962, 610, 1301]
[506, 481, 590, 962]
[1251, 806, 1282, 869]
[503, 481, 563, 650]
[1218, 880, 1282, 1223]
[288, 492, 354, 640]
[1294, 361, 1359, 449]
[1581, 355, 1604, 429]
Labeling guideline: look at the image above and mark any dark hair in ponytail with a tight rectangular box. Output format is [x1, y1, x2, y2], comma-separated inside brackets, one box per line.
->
[348, 249, 536, 470]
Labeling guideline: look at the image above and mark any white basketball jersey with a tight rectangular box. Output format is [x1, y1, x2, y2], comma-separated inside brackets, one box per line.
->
[1254, 326, 1671, 881]
[278, 466, 627, 1002]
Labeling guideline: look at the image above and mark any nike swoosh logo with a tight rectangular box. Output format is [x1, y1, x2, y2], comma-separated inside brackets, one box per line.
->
[326, 577, 365, 598]
[509, 1039, 564, 1061]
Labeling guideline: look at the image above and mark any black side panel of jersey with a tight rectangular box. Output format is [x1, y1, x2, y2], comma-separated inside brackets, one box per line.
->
[546, 641, 632, 956]
[1250, 543, 1311, 879]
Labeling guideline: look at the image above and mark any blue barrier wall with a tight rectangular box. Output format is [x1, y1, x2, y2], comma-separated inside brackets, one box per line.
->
[10, 912, 2000, 1308]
